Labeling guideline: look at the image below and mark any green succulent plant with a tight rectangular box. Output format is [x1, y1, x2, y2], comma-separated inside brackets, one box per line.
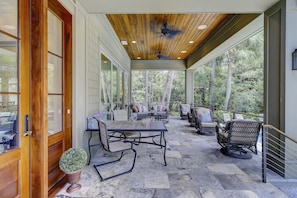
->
[59, 148, 88, 173]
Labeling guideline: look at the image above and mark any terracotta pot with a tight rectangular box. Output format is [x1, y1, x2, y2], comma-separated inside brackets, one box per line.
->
[65, 169, 82, 193]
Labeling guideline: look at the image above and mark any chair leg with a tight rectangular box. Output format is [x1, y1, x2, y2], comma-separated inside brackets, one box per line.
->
[93, 148, 137, 181]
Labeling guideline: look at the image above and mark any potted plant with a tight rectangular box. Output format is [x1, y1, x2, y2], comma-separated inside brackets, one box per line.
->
[59, 148, 88, 193]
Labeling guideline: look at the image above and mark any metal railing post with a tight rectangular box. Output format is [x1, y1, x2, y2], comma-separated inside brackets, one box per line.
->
[262, 124, 267, 183]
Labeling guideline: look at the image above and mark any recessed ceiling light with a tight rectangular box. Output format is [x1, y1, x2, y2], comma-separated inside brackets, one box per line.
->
[198, 25, 207, 30]
[177, 57, 181, 59]
[121, 40, 128, 45]
[137, 57, 141, 59]
[181, 50, 187, 54]
[189, 41, 194, 44]
[132, 40, 137, 44]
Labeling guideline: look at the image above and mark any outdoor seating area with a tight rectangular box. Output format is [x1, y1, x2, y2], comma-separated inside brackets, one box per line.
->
[56, 116, 296, 198]
[179, 103, 190, 120]
[130, 103, 169, 122]
[216, 119, 262, 159]
[193, 107, 219, 136]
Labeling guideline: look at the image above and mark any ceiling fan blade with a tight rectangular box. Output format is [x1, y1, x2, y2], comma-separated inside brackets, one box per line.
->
[157, 51, 170, 59]
[161, 23, 183, 39]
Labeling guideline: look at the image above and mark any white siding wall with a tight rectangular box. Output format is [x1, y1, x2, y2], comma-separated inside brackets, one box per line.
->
[60, 0, 130, 149]
[87, 15, 101, 115]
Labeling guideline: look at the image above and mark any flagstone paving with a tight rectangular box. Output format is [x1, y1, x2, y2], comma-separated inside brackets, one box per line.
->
[56, 116, 296, 198]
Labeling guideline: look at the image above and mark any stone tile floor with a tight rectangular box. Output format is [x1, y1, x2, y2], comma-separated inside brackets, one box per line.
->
[56, 116, 297, 198]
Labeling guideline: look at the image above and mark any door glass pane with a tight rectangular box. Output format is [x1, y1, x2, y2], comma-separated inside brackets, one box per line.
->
[48, 11, 62, 56]
[112, 65, 117, 108]
[48, 53, 62, 94]
[119, 70, 123, 108]
[0, 33, 18, 153]
[124, 73, 128, 108]
[48, 95, 62, 135]
[100, 54, 111, 112]
[0, 0, 18, 37]
[48, 9, 63, 136]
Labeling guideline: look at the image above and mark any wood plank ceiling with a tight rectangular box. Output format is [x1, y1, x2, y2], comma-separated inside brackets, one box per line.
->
[106, 14, 229, 60]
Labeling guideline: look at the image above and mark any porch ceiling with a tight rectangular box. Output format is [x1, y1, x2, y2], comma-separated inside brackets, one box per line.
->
[78, 0, 279, 69]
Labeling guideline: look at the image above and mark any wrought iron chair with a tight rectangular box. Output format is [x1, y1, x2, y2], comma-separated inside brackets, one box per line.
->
[216, 119, 262, 159]
[93, 119, 137, 181]
[179, 104, 190, 120]
[194, 107, 219, 135]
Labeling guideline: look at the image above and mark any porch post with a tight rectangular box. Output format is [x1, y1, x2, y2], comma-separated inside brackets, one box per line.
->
[185, 69, 194, 105]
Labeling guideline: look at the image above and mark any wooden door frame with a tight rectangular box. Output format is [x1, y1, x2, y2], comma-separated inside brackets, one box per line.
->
[0, 0, 30, 197]
[19, 0, 31, 197]
[31, 0, 49, 196]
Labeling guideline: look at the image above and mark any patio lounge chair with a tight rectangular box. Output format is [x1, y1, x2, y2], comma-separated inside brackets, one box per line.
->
[194, 107, 219, 136]
[179, 104, 190, 120]
[223, 113, 231, 123]
[216, 119, 262, 159]
[93, 119, 137, 181]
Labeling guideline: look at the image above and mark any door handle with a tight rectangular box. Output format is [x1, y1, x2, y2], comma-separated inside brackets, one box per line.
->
[23, 115, 32, 136]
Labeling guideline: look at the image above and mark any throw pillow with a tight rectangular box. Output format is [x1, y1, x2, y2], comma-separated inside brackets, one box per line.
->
[136, 104, 143, 113]
[142, 105, 148, 112]
[182, 106, 189, 113]
[199, 112, 212, 123]
[132, 105, 138, 113]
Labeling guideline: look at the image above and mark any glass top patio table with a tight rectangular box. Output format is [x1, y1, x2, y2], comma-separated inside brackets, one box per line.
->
[105, 120, 167, 132]
[105, 120, 168, 166]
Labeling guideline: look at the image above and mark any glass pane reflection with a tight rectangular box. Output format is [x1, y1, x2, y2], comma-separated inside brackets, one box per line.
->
[48, 53, 62, 94]
[48, 95, 63, 135]
[0, 33, 18, 92]
[101, 54, 111, 112]
[48, 10, 62, 56]
[0, 94, 18, 153]
[0, 0, 18, 36]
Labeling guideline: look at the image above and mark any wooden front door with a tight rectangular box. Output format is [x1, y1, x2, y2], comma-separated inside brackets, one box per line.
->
[0, 0, 72, 197]
[47, 1, 72, 196]
[0, 0, 30, 197]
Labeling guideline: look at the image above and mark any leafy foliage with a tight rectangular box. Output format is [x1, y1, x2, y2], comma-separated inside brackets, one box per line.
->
[59, 148, 88, 173]
[194, 31, 264, 114]
[131, 31, 264, 116]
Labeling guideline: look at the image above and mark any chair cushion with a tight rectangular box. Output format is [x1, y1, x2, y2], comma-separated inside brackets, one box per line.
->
[199, 112, 212, 123]
[201, 122, 217, 127]
[142, 105, 148, 112]
[181, 106, 189, 114]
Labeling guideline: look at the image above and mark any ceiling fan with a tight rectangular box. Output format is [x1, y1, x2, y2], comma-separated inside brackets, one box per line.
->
[161, 23, 183, 39]
[157, 51, 170, 59]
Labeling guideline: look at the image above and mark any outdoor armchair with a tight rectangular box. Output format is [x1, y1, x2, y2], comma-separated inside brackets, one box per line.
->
[216, 119, 262, 159]
[93, 119, 137, 181]
[194, 107, 219, 135]
[179, 104, 190, 120]
[223, 113, 231, 123]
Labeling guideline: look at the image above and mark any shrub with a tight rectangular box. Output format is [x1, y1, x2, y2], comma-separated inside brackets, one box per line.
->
[59, 148, 88, 173]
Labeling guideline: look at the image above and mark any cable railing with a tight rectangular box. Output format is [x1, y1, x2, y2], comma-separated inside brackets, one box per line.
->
[262, 124, 297, 183]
